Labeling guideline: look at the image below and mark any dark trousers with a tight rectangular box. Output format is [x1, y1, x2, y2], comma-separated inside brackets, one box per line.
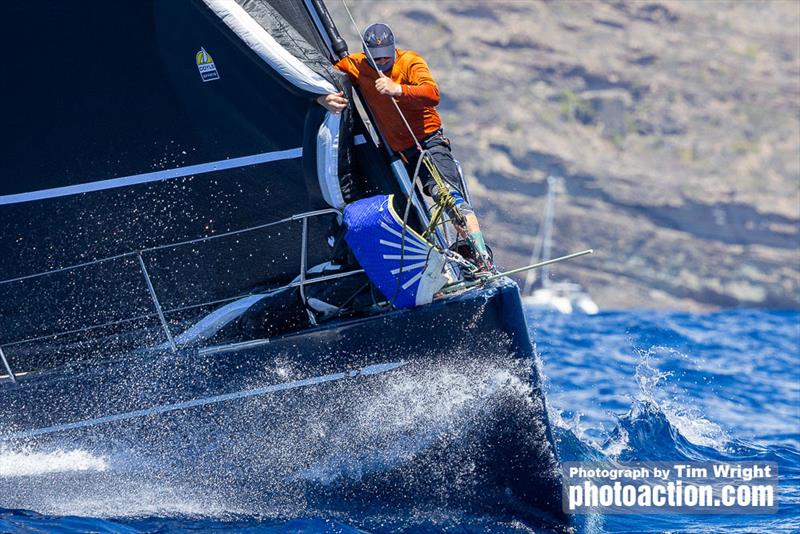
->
[401, 130, 465, 200]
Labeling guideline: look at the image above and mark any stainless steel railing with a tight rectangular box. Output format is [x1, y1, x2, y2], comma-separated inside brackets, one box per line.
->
[0, 208, 364, 381]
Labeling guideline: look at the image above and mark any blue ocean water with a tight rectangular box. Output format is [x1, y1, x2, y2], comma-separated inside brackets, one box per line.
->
[1, 309, 798, 533]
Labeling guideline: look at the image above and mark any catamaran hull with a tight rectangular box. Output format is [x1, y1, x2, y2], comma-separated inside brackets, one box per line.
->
[0, 280, 566, 526]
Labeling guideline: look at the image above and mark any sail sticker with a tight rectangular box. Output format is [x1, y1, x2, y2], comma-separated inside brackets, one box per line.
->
[196, 47, 220, 82]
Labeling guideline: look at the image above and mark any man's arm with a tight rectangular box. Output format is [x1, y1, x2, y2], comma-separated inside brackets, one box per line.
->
[317, 56, 357, 113]
[399, 54, 440, 105]
[373, 53, 440, 104]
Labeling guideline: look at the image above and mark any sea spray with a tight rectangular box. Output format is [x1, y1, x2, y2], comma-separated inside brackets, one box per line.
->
[1, 309, 797, 532]
[534, 309, 799, 533]
[0, 443, 237, 518]
[0, 339, 558, 525]
[0, 445, 109, 477]
[296, 360, 536, 484]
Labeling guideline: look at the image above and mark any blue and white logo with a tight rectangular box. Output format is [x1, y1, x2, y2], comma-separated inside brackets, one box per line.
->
[196, 47, 220, 82]
[344, 195, 449, 309]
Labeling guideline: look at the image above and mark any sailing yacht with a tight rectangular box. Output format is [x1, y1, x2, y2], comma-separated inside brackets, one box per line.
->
[523, 176, 599, 314]
[0, 0, 567, 527]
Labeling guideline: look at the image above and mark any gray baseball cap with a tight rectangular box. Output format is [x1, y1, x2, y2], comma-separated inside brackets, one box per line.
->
[363, 22, 396, 71]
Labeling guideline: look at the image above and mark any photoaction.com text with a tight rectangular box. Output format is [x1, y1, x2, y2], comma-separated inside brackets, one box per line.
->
[562, 461, 778, 514]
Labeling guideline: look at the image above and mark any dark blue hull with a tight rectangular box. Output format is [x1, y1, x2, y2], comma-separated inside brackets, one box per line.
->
[0, 280, 567, 528]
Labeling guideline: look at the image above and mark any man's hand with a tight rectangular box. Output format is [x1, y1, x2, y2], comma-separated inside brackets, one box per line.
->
[375, 77, 403, 97]
[316, 91, 348, 113]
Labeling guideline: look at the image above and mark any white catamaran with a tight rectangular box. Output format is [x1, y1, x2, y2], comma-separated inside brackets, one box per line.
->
[523, 176, 599, 314]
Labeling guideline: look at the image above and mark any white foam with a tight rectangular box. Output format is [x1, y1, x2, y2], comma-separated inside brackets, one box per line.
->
[602, 426, 631, 458]
[634, 347, 730, 450]
[0, 447, 244, 518]
[665, 410, 729, 449]
[0, 448, 109, 477]
[549, 408, 592, 444]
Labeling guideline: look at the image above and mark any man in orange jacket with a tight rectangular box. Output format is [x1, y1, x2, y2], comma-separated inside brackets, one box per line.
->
[317, 23, 493, 274]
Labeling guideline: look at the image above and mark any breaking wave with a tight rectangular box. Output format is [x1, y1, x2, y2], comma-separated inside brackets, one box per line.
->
[540, 309, 800, 533]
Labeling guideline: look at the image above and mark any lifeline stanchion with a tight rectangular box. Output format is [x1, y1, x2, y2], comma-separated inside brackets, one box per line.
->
[137, 252, 177, 353]
[0, 347, 16, 383]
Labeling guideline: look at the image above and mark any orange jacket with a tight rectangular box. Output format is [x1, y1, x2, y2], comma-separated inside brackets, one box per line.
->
[335, 49, 442, 152]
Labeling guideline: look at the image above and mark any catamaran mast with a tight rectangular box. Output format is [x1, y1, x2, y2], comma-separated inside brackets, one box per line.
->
[523, 175, 559, 295]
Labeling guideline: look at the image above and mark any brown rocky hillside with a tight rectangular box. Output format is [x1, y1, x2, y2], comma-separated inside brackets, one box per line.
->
[327, 0, 800, 310]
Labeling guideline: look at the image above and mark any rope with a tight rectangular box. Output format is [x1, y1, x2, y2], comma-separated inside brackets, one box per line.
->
[339, 0, 473, 300]
[390, 150, 426, 306]
[419, 152, 465, 237]
[341, 0, 433, 308]
[339, 0, 421, 151]
[339, 0, 463, 232]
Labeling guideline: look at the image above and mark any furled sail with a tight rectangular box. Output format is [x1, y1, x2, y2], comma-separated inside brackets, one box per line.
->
[0, 0, 364, 372]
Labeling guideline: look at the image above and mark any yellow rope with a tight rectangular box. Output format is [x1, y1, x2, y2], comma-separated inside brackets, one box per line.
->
[420, 152, 465, 239]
